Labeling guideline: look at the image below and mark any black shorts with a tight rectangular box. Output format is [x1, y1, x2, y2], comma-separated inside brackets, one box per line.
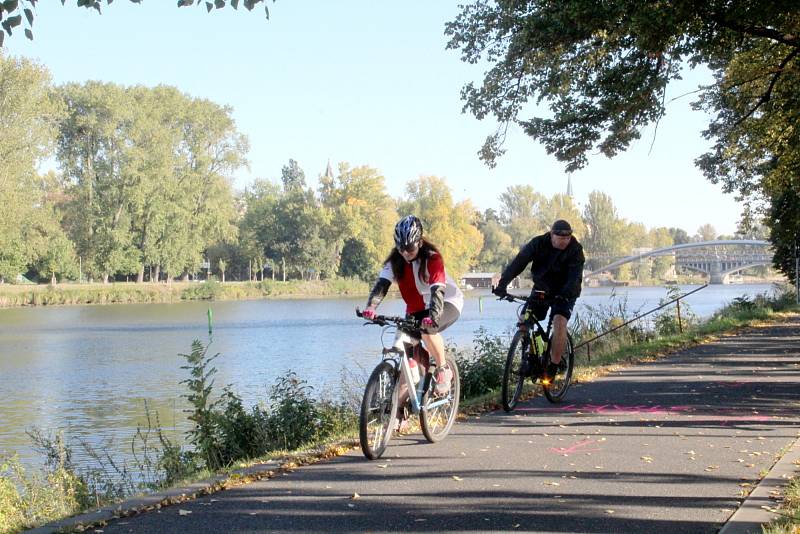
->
[411, 302, 460, 335]
[529, 297, 576, 321]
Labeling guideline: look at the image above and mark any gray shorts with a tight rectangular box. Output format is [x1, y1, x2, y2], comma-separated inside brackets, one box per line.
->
[412, 302, 460, 335]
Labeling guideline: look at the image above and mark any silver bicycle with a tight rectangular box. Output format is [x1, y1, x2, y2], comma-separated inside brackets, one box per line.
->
[356, 309, 460, 460]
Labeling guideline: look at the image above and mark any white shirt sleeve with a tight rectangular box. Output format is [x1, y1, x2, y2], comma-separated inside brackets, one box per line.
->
[378, 261, 394, 283]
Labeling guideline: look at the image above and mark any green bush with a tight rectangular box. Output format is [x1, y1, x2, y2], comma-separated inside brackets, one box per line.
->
[452, 327, 508, 399]
[181, 281, 223, 301]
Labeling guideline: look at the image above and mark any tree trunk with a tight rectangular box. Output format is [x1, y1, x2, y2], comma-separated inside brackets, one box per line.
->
[102, 273, 109, 284]
[181, 270, 189, 282]
[136, 265, 144, 283]
[282, 257, 286, 282]
[154, 265, 161, 283]
[51, 272, 57, 285]
[222, 271, 225, 283]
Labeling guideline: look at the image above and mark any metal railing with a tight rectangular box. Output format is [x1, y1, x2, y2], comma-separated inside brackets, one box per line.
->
[573, 284, 708, 361]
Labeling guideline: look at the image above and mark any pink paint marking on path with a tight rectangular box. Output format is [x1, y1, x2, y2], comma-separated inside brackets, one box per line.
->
[517, 404, 694, 415]
[549, 439, 602, 455]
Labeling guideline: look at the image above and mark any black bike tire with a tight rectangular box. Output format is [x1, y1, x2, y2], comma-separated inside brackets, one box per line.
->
[543, 333, 575, 403]
[420, 355, 460, 443]
[501, 330, 528, 412]
[359, 361, 398, 460]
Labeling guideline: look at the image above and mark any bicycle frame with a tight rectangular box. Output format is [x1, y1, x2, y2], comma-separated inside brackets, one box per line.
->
[383, 329, 450, 414]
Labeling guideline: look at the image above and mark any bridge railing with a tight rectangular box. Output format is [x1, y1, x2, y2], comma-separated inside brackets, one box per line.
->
[574, 284, 708, 361]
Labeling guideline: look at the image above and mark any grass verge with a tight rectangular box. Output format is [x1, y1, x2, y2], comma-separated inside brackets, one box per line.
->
[0, 279, 370, 308]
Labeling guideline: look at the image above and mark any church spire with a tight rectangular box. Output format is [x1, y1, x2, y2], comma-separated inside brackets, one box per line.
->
[325, 159, 334, 179]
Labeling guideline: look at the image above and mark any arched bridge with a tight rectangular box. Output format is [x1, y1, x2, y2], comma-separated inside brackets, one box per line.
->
[585, 240, 773, 284]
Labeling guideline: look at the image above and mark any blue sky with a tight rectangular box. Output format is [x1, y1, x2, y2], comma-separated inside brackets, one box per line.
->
[6, 1, 743, 235]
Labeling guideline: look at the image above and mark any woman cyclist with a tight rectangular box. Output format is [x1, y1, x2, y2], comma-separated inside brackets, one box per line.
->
[362, 215, 463, 396]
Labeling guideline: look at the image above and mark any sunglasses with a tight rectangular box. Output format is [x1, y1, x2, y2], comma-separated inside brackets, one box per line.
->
[397, 242, 420, 254]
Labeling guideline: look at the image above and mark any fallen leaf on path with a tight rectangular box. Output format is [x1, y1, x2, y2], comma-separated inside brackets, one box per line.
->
[452, 476, 463, 481]
[543, 481, 560, 486]
[605, 510, 615, 514]
[511, 429, 519, 433]
[178, 510, 192, 516]
[641, 456, 653, 463]
[351, 493, 361, 500]
[377, 464, 388, 469]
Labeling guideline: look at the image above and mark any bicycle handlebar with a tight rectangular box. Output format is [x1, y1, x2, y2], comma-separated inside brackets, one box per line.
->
[355, 308, 421, 330]
[491, 285, 554, 305]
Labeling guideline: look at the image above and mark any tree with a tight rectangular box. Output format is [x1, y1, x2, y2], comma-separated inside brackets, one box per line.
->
[582, 191, 626, 271]
[398, 176, 483, 279]
[338, 238, 373, 281]
[0, 53, 64, 282]
[668, 227, 691, 245]
[498, 185, 548, 247]
[539, 193, 587, 240]
[446, 1, 799, 281]
[474, 210, 514, 271]
[0, 1, 274, 47]
[696, 224, 718, 242]
[649, 227, 675, 280]
[318, 163, 397, 276]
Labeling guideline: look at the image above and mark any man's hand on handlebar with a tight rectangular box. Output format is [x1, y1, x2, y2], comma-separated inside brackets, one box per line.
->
[491, 284, 508, 299]
[361, 307, 377, 320]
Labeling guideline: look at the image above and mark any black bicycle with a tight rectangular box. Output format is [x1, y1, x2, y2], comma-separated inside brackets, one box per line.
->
[355, 309, 460, 460]
[498, 290, 575, 410]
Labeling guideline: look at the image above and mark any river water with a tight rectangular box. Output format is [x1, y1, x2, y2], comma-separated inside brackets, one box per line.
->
[0, 283, 778, 471]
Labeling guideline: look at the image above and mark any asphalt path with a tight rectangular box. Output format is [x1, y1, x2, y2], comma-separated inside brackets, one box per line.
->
[98, 318, 800, 533]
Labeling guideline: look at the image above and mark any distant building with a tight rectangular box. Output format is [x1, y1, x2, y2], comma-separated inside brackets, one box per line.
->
[460, 272, 496, 289]
[460, 272, 521, 289]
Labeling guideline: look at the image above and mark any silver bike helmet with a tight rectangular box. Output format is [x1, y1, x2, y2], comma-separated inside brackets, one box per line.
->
[394, 215, 423, 251]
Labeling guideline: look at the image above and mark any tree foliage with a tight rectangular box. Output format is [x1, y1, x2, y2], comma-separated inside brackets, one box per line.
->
[398, 176, 484, 280]
[447, 0, 799, 281]
[0, 53, 68, 282]
[0, 0, 274, 47]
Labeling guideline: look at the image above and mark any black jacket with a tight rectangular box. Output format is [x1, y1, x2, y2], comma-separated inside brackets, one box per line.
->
[497, 233, 585, 299]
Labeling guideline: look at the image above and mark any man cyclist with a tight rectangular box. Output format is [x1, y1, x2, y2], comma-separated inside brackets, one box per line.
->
[362, 215, 463, 396]
[492, 219, 585, 381]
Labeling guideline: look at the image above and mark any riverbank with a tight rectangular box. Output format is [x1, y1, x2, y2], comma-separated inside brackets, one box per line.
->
[3, 290, 798, 533]
[0, 276, 783, 309]
[0, 279, 370, 308]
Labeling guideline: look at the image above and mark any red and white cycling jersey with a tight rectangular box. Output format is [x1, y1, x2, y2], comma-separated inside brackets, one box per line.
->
[378, 251, 464, 315]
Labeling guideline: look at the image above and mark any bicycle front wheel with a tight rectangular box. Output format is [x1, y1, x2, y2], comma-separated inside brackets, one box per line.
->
[501, 330, 529, 412]
[359, 361, 398, 460]
[420, 355, 460, 443]
[543, 333, 575, 403]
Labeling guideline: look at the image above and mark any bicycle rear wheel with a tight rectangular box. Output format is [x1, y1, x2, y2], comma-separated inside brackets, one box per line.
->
[420, 355, 460, 443]
[543, 333, 575, 403]
[359, 361, 398, 460]
[501, 330, 530, 412]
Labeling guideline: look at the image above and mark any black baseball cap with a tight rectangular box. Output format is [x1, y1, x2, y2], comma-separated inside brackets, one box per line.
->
[551, 219, 573, 236]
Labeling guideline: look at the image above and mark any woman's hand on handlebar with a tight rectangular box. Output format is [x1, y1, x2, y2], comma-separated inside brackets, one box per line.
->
[361, 307, 377, 320]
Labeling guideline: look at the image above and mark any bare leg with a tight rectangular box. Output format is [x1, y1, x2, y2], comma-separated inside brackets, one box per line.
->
[550, 314, 568, 365]
[421, 332, 446, 368]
